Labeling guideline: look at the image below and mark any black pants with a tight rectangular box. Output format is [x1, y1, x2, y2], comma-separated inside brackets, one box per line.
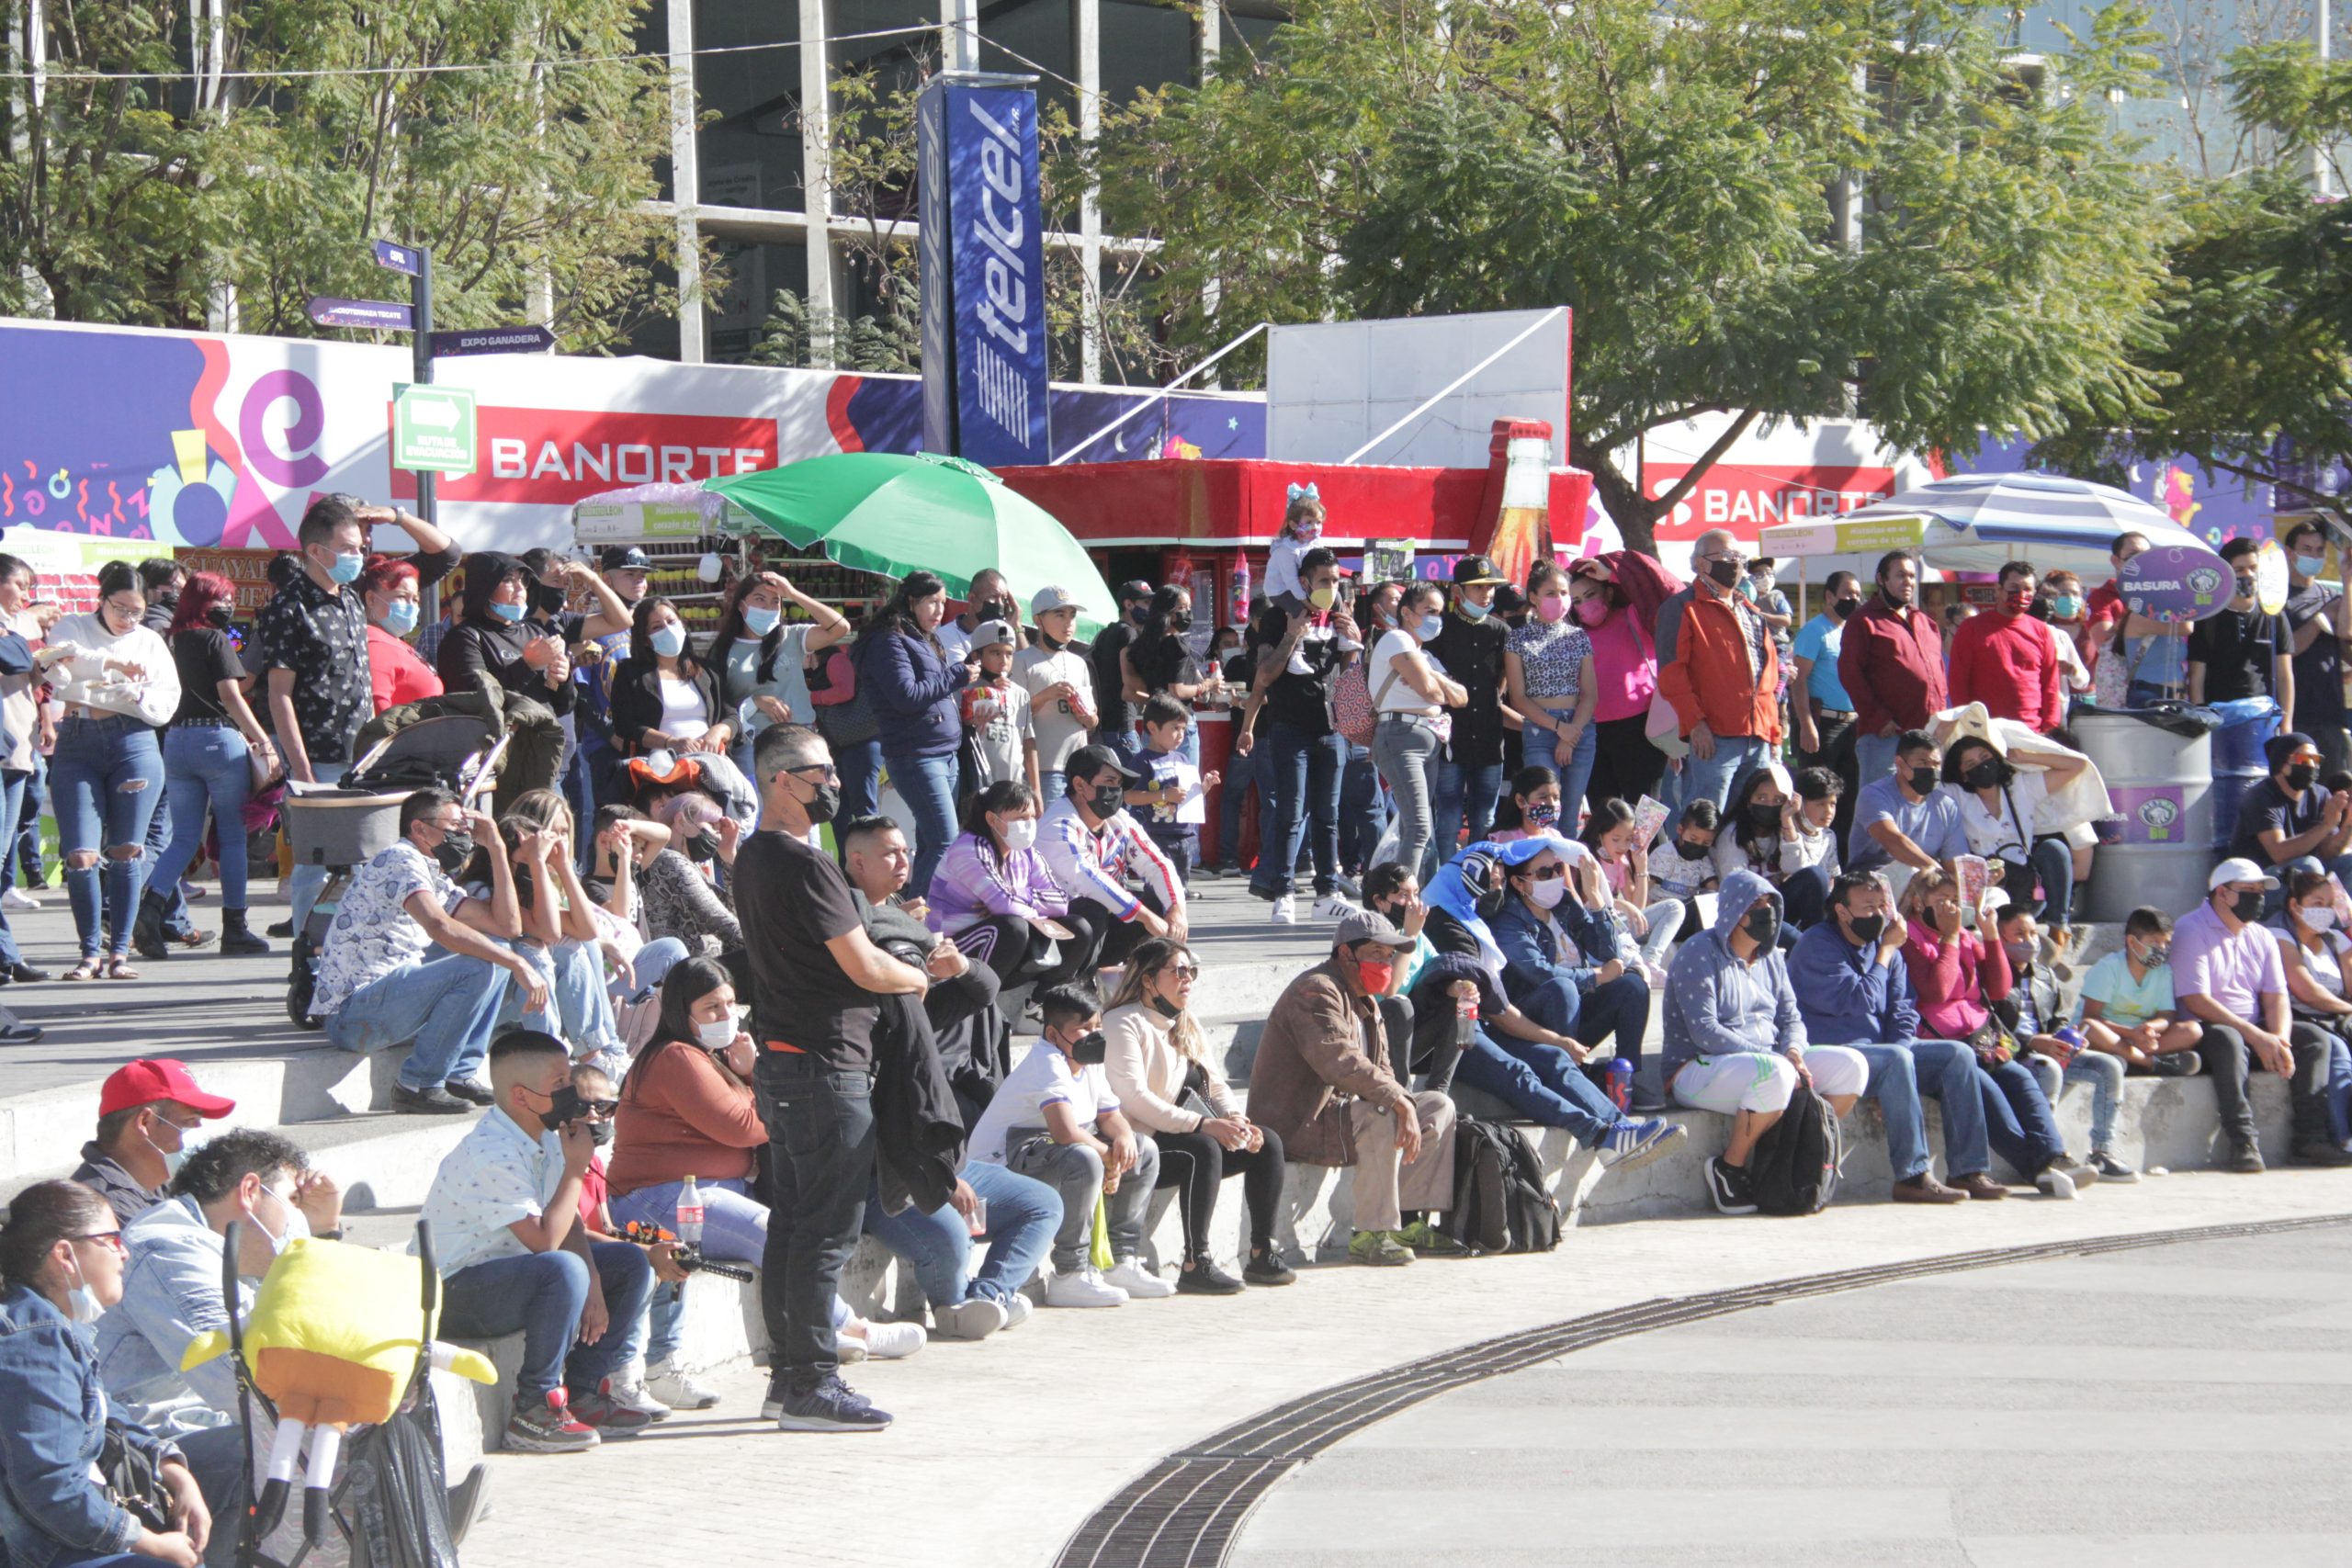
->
[753, 1053, 875, 1390]
[955, 912, 1089, 992]
[1799, 708, 1860, 846]
[1064, 888, 1169, 980]
[2199, 1021, 2333, 1152]
[1152, 1124, 1287, 1255]
[1585, 715, 1667, 816]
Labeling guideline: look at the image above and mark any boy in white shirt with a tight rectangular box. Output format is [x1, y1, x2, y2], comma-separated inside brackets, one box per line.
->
[1127, 694, 1219, 888]
[958, 619, 1038, 795]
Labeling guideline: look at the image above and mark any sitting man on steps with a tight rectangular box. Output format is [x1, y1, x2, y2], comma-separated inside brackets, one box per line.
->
[1038, 743, 1186, 982]
[70, 1057, 237, 1225]
[1788, 871, 2001, 1203]
[1663, 869, 1872, 1215]
[1249, 908, 1460, 1267]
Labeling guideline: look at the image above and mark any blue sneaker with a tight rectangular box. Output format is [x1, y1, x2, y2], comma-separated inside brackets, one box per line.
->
[773, 1374, 892, 1433]
[1597, 1117, 1686, 1173]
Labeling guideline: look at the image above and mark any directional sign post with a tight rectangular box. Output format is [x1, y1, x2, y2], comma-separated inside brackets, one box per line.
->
[373, 239, 421, 276]
[392, 385, 477, 477]
[307, 297, 413, 332]
[430, 324, 556, 358]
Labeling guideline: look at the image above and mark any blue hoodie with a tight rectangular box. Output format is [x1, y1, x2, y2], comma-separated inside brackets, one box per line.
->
[1660, 868, 1807, 1082]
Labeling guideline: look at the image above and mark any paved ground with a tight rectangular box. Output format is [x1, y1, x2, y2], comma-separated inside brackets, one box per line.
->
[1228, 1221, 2352, 1568]
[452, 1176, 2352, 1568]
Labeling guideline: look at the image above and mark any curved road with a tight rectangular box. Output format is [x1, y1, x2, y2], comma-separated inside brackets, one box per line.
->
[1226, 1224, 2352, 1568]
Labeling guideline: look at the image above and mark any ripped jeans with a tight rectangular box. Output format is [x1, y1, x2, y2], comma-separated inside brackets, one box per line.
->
[51, 716, 165, 961]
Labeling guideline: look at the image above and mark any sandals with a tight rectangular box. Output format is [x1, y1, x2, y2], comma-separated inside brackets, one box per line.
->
[104, 956, 140, 981]
[62, 960, 102, 982]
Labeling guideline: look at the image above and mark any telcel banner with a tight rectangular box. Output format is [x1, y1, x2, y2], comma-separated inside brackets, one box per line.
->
[918, 73, 1051, 468]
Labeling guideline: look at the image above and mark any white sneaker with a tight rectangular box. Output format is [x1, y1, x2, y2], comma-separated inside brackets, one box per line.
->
[642, 1359, 719, 1411]
[2034, 1166, 2078, 1201]
[857, 1320, 927, 1359]
[1001, 1292, 1035, 1329]
[1, 888, 37, 910]
[1044, 1266, 1128, 1308]
[931, 1297, 1007, 1341]
[1270, 895, 1297, 925]
[1310, 893, 1361, 920]
[1104, 1258, 1176, 1299]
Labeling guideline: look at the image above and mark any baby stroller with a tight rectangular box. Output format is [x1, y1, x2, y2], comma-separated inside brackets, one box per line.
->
[284, 716, 507, 1029]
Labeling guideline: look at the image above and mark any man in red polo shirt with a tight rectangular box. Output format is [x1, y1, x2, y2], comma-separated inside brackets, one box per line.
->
[1949, 560, 2064, 729]
[1839, 551, 1948, 786]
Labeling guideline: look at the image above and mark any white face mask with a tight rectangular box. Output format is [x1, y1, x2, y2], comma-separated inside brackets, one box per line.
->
[1001, 817, 1039, 852]
[62, 1251, 105, 1325]
[695, 1014, 738, 1051]
[1526, 874, 1569, 909]
[256, 1186, 310, 1258]
[143, 1122, 205, 1179]
[2303, 905, 2337, 932]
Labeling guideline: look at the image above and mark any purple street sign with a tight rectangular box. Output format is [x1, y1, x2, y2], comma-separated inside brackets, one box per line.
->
[307, 296, 413, 331]
[428, 324, 556, 358]
[372, 240, 421, 276]
[2120, 542, 2233, 622]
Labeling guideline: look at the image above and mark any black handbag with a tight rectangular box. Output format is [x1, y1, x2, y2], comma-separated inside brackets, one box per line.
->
[98, 1421, 175, 1533]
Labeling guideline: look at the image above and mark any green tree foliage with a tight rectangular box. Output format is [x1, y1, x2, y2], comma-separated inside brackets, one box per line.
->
[2, 0, 686, 353]
[1101, 0, 2175, 555]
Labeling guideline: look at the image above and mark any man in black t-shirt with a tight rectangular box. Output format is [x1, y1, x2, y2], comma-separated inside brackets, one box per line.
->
[2281, 520, 2351, 773]
[2188, 537, 2293, 710]
[1238, 548, 1359, 923]
[2229, 730, 2352, 889]
[1424, 555, 1510, 880]
[1089, 581, 1153, 761]
[737, 723, 930, 1432]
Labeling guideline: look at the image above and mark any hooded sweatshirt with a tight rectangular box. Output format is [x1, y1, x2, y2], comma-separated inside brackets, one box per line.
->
[1660, 868, 1806, 1083]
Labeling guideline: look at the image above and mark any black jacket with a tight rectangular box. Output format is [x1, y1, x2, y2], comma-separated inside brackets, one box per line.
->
[607, 656, 724, 754]
[871, 990, 969, 1218]
[436, 618, 576, 716]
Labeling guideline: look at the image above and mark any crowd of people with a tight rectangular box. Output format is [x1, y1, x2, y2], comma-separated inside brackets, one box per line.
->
[7, 491, 2352, 1551]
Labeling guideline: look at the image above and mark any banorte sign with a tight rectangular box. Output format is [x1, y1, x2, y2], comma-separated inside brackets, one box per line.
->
[390, 406, 775, 507]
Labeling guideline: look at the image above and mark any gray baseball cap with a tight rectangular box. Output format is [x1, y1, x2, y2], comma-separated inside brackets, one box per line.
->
[1333, 908, 1415, 949]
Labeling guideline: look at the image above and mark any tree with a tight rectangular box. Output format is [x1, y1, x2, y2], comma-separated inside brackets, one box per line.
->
[1100, 0, 2177, 557]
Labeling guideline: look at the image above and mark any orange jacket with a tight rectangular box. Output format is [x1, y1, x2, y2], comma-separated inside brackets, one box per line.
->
[1657, 588, 1781, 744]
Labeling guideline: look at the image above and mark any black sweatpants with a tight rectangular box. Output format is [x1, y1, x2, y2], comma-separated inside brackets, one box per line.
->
[1152, 1124, 1287, 1256]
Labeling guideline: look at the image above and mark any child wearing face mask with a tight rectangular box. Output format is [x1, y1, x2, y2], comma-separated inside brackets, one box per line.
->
[1991, 898, 2135, 1181]
[1489, 764, 1562, 843]
[1580, 795, 1681, 986]
[1648, 798, 1722, 910]
[1262, 488, 1326, 608]
[2076, 905, 2205, 1077]
[1127, 694, 1217, 887]
[2265, 868, 2352, 1152]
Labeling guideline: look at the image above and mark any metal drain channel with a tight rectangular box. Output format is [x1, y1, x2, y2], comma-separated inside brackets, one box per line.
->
[1052, 1212, 2352, 1568]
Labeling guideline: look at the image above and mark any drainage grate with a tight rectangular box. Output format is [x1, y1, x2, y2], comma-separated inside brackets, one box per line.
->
[1053, 1212, 2352, 1568]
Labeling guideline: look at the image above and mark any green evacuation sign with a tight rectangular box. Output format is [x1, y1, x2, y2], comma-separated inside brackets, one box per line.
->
[392, 384, 478, 476]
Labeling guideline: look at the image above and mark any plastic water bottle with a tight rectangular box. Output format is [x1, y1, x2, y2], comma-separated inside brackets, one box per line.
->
[1608, 1057, 1634, 1111]
[676, 1175, 704, 1250]
[1453, 991, 1477, 1048]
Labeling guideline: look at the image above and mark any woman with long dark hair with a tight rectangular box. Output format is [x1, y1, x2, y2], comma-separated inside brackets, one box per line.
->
[138, 571, 274, 959]
[1120, 585, 1225, 763]
[926, 779, 1081, 988]
[609, 596, 731, 760]
[708, 568, 850, 781]
[855, 570, 978, 896]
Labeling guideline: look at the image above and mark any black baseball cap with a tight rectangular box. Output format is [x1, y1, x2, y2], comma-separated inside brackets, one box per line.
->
[599, 546, 654, 573]
[1116, 579, 1153, 603]
[1067, 743, 1137, 783]
[1452, 555, 1507, 587]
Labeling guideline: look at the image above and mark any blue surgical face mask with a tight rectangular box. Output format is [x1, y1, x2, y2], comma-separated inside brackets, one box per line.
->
[1416, 614, 1444, 641]
[650, 622, 688, 659]
[491, 599, 526, 623]
[1458, 598, 1491, 622]
[327, 551, 365, 585]
[743, 604, 782, 637]
[381, 601, 420, 637]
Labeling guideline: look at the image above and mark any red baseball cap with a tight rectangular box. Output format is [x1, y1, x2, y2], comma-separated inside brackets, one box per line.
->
[96, 1059, 236, 1120]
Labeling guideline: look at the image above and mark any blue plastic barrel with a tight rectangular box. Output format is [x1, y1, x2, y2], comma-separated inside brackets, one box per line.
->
[2209, 698, 2282, 850]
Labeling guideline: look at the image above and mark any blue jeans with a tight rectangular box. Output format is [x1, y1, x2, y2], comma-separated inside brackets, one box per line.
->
[138, 757, 197, 938]
[153, 725, 253, 909]
[51, 715, 164, 961]
[503, 940, 623, 1061]
[560, 728, 597, 872]
[1451, 1029, 1620, 1146]
[1781, 863, 1833, 931]
[616, 935, 690, 1005]
[1532, 721, 1598, 827]
[323, 947, 514, 1091]
[1977, 1056, 2065, 1178]
[835, 736, 884, 826]
[1214, 746, 1258, 870]
[439, 1241, 653, 1404]
[754, 1055, 876, 1388]
[611, 1176, 769, 1366]
[1515, 970, 1652, 1071]
[287, 759, 348, 936]
[0, 766, 27, 898]
[2021, 836, 2076, 930]
[2027, 1049, 2126, 1152]
[1825, 1038, 1989, 1181]
[1250, 721, 1344, 900]
[1427, 760, 1504, 883]
[1854, 730, 1901, 790]
[864, 1160, 1062, 1310]
[1679, 732, 1770, 812]
[1340, 746, 1386, 873]
[2323, 1032, 2352, 1145]
[883, 748, 958, 897]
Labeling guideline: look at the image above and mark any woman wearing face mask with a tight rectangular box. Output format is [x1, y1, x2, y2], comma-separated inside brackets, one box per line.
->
[463, 792, 631, 1071]
[434, 552, 578, 718]
[1102, 939, 1293, 1292]
[1564, 558, 1667, 812]
[610, 596, 730, 761]
[856, 570, 978, 898]
[39, 561, 182, 981]
[633, 792, 742, 953]
[140, 572, 274, 962]
[0, 1179, 218, 1568]
[360, 556, 442, 715]
[2037, 570, 2094, 704]
[1487, 841, 1654, 1081]
[708, 570, 849, 782]
[1714, 763, 1837, 932]
[1121, 587, 1226, 767]
[1505, 561, 1600, 829]
[1370, 581, 1469, 879]
[927, 780, 1081, 989]
[1942, 736, 2086, 935]
[2266, 867, 2352, 1153]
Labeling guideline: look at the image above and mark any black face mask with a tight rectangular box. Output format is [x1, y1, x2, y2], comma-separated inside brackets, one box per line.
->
[2235, 575, 2258, 600]
[2233, 889, 2267, 923]
[1474, 881, 1508, 919]
[206, 603, 234, 628]
[1168, 611, 1193, 633]
[685, 829, 719, 863]
[1674, 837, 1711, 861]
[1831, 597, 1860, 621]
[1706, 558, 1743, 590]
[1747, 803, 1781, 833]
[1962, 759, 2007, 791]
[1089, 783, 1125, 818]
[800, 778, 840, 825]
[1068, 1029, 1108, 1065]
[2285, 763, 2318, 793]
[153, 589, 179, 612]
[531, 582, 567, 617]
[1846, 911, 1885, 944]
[974, 599, 1007, 624]
[1906, 765, 1939, 796]
[1127, 604, 1148, 626]
[540, 1084, 590, 1133]
[1148, 993, 1183, 1021]
[587, 1119, 616, 1148]
[1742, 902, 1781, 949]
[431, 829, 474, 874]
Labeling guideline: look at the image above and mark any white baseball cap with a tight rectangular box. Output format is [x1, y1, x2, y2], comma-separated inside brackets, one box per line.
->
[2209, 856, 2280, 892]
[1031, 585, 1086, 615]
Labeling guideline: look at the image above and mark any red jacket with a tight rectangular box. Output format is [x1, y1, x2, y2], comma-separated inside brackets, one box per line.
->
[1657, 588, 1781, 743]
[1948, 611, 2064, 730]
[1839, 594, 1947, 737]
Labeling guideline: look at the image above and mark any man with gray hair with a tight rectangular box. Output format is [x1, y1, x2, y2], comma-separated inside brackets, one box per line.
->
[1657, 528, 1782, 810]
[736, 723, 933, 1432]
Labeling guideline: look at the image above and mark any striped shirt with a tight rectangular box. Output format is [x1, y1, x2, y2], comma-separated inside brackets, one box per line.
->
[1038, 796, 1181, 920]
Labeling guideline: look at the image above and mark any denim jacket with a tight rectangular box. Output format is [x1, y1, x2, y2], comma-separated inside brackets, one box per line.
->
[1490, 892, 1621, 1007]
[95, 1195, 251, 1438]
[0, 1282, 178, 1568]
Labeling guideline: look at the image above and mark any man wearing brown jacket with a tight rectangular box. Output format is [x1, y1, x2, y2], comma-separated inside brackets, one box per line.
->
[1247, 909, 1459, 1266]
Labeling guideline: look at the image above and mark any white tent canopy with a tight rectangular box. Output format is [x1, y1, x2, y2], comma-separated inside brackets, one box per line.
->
[1760, 472, 2206, 578]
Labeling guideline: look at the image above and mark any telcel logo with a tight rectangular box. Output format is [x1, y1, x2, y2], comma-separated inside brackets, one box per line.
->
[968, 99, 1029, 356]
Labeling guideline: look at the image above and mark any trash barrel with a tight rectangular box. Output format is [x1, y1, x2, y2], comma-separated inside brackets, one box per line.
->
[2207, 698, 2283, 852]
[2077, 706, 2220, 925]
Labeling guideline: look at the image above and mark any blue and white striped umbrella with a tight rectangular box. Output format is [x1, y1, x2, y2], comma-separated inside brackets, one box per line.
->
[1790, 470, 2205, 575]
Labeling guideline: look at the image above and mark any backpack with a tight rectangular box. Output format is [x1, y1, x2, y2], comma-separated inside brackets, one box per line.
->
[1440, 1119, 1563, 1255]
[1333, 660, 1377, 748]
[1745, 1081, 1841, 1216]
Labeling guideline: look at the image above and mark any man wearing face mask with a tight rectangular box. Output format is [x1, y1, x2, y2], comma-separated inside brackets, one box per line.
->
[1840, 551, 1948, 788]
[2173, 860, 2341, 1172]
[311, 787, 552, 1115]
[1238, 550, 1361, 922]
[1013, 585, 1100, 807]
[1949, 560, 2064, 730]
[2280, 522, 2352, 773]
[1040, 743, 1186, 977]
[938, 567, 1019, 664]
[1250, 910, 1459, 1267]
[1426, 556, 1512, 867]
[72, 1058, 237, 1226]
[1847, 731, 1966, 895]
[2229, 731, 2352, 888]
[2188, 536, 2293, 714]
[1656, 529, 1782, 811]
[1791, 570, 1863, 827]
[97, 1129, 344, 1439]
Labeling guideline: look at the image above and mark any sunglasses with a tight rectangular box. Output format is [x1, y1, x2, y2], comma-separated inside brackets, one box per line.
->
[72, 1230, 128, 1255]
[1164, 963, 1200, 981]
[790, 763, 841, 783]
[1525, 863, 1566, 881]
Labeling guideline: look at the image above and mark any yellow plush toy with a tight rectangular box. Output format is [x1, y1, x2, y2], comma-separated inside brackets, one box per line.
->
[183, 1237, 495, 1544]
